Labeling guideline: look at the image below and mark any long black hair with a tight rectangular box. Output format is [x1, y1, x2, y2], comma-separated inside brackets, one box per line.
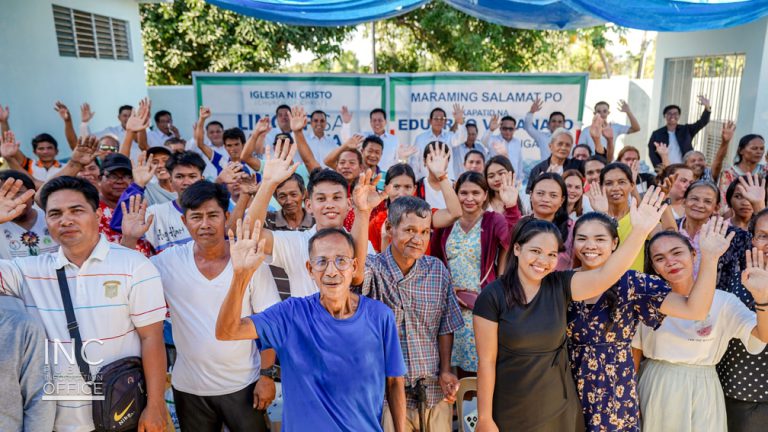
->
[573, 212, 621, 331]
[500, 218, 563, 308]
[484, 155, 514, 203]
[644, 230, 695, 277]
[529, 172, 570, 241]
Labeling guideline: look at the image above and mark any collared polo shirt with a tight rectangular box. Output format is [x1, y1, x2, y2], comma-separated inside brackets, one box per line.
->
[0, 235, 167, 432]
[24, 159, 63, 182]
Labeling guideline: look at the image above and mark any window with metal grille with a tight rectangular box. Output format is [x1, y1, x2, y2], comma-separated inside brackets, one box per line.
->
[660, 54, 745, 163]
[52, 5, 131, 61]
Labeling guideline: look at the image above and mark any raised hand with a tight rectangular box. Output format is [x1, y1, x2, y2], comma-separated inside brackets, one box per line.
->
[737, 173, 766, 205]
[617, 100, 631, 113]
[743, 247, 768, 304]
[352, 169, 389, 212]
[261, 138, 299, 186]
[602, 123, 614, 139]
[660, 173, 678, 197]
[589, 114, 603, 143]
[629, 185, 668, 235]
[629, 160, 640, 183]
[53, 101, 71, 121]
[254, 116, 271, 136]
[0, 105, 9, 124]
[340, 105, 352, 124]
[654, 142, 669, 157]
[721, 121, 736, 143]
[217, 162, 245, 185]
[127, 104, 151, 133]
[489, 114, 499, 132]
[228, 217, 268, 273]
[199, 106, 211, 122]
[1, 131, 20, 158]
[343, 134, 365, 151]
[290, 106, 307, 132]
[587, 181, 609, 213]
[499, 172, 521, 208]
[120, 195, 155, 241]
[132, 152, 156, 188]
[70, 135, 99, 166]
[0, 178, 35, 224]
[396, 142, 418, 161]
[169, 124, 180, 138]
[426, 142, 450, 179]
[452, 103, 465, 125]
[80, 103, 95, 123]
[491, 140, 508, 157]
[238, 174, 260, 196]
[697, 94, 711, 108]
[529, 97, 543, 114]
[698, 216, 735, 261]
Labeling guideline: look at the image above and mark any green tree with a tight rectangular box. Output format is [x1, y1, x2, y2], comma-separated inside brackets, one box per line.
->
[139, 0, 354, 85]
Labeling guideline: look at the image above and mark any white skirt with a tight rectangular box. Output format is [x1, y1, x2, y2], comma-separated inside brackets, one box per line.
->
[637, 359, 727, 432]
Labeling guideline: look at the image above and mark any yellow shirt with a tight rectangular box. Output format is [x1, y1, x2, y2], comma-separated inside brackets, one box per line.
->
[617, 212, 645, 272]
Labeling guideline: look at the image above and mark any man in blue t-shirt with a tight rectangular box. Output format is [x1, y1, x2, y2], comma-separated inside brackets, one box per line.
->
[216, 220, 407, 432]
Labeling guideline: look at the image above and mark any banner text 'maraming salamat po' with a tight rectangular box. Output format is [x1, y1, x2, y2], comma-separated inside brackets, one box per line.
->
[389, 73, 588, 175]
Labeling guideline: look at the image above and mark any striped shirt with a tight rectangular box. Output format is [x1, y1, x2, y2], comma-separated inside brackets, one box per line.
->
[0, 235, 167, 432]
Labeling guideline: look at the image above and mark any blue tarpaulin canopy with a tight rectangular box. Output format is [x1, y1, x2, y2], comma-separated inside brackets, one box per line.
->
[205, 0, 768, 31]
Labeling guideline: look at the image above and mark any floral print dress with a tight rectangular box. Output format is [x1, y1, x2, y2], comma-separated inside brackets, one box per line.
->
[446, 220, 482, 372]
[566, 270, 670, 431]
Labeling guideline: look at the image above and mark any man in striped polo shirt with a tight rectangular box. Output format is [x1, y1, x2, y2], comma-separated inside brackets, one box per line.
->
[0, 176, 168, 432]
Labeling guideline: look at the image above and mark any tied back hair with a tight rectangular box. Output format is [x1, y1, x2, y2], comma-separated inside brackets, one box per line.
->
[573, 212, 621, 332]
[500, 217, 563, 309]
[643, 230, 695, 277]
[530, 172, 570, 241]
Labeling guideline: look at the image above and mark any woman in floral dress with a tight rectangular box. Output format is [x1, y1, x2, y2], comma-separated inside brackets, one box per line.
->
[566, 212, 732, 431]
[431, 171, 521, 373]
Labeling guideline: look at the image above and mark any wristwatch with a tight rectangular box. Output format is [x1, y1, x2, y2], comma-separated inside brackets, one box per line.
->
[260, 365, 280, 380]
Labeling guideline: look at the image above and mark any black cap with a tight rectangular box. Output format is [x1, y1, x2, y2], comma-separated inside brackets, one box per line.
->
[147, 146, 172, 158]
[101, 153, 132, 174]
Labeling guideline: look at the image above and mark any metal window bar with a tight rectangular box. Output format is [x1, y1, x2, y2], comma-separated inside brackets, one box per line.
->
[661, 54, 745, 164]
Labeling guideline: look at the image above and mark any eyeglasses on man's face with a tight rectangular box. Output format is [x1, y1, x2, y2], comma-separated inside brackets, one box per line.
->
[309, 256, 354, 272]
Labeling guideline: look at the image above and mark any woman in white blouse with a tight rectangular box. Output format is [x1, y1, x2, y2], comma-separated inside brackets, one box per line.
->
[632, 228, 768, 431]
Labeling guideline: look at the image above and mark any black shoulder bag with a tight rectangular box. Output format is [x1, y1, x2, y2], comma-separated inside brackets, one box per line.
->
[56, 267, 147, 431]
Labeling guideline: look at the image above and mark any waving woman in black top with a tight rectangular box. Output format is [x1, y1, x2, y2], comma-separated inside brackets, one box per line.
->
[473, 186, 668, 432]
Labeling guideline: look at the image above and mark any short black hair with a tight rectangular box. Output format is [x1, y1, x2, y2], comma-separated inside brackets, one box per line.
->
[362, 135, 384, 150]
[430, 107, 446, 119]
[310, 110, 327, 119]
[549, 111, 566, 121]
[500, 115, 517, 124]
[307, 168, 348, 198]
[222, 128, 246, 144]
[0, 170, 35, 191]
[32, 133, 58, 151]
[340, 148, 364, 166]
[573, 143, 592, 156]
[165, 151, 206, 175]
[586, 154, 608, 165]
[206, 120, 224, 130]
[464, 149, 485, 163]
[308, 227, 354, 257]
[40, 176, 100, 211]
[276, 104, 291, 115]
[154, 110, 172, 124]
[118, 105, 133, 115]
[663, 105, 681, 116]
[369, 108, 386, 119]
[274, 173, 306, 198]
[466, 123, 478, 133]
[180, 180, 230, 214]
[594, 101, 610, 110]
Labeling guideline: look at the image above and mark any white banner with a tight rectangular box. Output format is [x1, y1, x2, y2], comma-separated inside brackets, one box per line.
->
[389, 73, 588, 174]
[193, 73, 387, 146]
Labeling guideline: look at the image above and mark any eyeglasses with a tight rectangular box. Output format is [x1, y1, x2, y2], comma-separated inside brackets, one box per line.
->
[309, 256, 353, 272]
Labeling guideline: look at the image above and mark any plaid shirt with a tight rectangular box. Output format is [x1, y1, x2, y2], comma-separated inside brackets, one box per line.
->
[362, 247, 463, 409]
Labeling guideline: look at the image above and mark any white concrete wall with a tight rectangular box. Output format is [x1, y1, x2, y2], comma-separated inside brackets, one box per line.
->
[651, 17, 768, 162]
[147, 85, 196, 139]
[0, 0, 148, 157]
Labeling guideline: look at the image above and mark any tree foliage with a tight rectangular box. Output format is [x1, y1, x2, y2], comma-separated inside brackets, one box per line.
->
[139, 0, 353, 85]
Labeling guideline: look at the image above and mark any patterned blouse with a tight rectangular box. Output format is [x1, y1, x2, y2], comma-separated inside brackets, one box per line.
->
[567, 270, 670, 432]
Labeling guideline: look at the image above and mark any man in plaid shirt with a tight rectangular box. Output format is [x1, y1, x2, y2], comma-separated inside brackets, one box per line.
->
[353, 193, 462, 432]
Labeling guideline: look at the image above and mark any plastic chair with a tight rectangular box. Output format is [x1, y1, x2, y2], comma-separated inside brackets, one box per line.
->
[456, 377, 478, 431]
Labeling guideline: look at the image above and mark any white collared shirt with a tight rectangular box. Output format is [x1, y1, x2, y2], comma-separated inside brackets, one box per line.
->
[523, 112, 553, 160]
[412, 126, 467, 180]
[305, 132, 339, 167]
[151, 242, 280, 396]
[146, 128, 176, 148]
[340, 123, 400, 171]
[482, 131, 524, 178]
[0, 235, 167, 432]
